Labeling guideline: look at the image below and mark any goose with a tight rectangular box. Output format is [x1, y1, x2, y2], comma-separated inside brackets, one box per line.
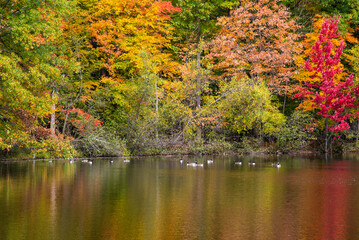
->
[207, 159, 213, 164]
[186, 161, 197, 167]
[195, 161, 204, 167]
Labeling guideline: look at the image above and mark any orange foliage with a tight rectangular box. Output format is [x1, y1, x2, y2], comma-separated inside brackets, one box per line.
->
[208, 0, 301, 94]
[86, 0, 181, 84]
[67, 108, 103, 135]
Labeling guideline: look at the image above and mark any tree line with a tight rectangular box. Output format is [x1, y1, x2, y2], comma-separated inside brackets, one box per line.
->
[1, 0, 359, 158]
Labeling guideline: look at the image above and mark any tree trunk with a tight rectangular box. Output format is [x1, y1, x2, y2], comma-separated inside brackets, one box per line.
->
[50, 90, 56, 135]
[155, 75, 159, 141]
[324, 117, 328, 153]
[195, 17, 202, 140]
[282, 92, 287, 114]
[62, 107, 69, 135]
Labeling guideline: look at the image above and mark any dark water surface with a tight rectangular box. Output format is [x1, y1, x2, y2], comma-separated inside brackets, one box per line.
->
[1, 154, 359, 240]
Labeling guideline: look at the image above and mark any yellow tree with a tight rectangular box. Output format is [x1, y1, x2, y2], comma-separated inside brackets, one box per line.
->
[77, 0, 181, 152]
[84, 0, 181, 84]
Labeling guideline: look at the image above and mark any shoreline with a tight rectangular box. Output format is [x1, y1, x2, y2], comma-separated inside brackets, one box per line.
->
[1, 149, 351, 162]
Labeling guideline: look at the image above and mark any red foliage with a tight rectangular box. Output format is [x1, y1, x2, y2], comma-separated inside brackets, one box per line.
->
[33, 126, 53, 140]
[295, 16, 359, 133]
[67, 108, 103, 135]
[156, 1, 182, 20]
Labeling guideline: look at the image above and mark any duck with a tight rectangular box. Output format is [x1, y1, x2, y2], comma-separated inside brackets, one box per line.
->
[249, 161, 255, 166]
[124, 159, 130, 163]
[110, 160, 114, 164]
[234, 161, 242, 165]
[70, 160, 74, 164]
[82, 159, 88, 163]
[179, 159, 183, 164]
[207, 159, 213, 164]
[276, 162, 281, 168]
[48, 160, 53, 163]
[88, 161, 93, 165]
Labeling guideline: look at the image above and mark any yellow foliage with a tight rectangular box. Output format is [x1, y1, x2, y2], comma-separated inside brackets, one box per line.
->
[86, 0, 180, 79]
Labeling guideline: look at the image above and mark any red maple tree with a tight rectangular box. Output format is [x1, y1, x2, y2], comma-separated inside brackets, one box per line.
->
[295, 16, 359, 152]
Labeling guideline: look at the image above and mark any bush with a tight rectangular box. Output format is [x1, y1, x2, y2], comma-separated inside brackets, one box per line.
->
[274, 110, 315, 151]
[72, 127, 129, 157]
[31, 135, 77, 160]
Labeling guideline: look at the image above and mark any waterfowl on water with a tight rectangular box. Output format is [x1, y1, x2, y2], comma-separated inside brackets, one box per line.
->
[110, 160, 114, 164]
[186, 160, 203, 167]
[272, 162, 281, 168]
[249, 161, 255, 166]
[124, 159, 130, 163]
[207, 159, 213, 164]
[82, 159, 88, 163]
[88, 161, 93, 165]
[234, 161, 242, 165]
[195, 161, 204, 167]
[179, 159, 183, 164]
[186, 161, 197, 167]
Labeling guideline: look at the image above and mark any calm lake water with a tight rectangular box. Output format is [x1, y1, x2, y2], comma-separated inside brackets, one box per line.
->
[1, 154, 359, 240]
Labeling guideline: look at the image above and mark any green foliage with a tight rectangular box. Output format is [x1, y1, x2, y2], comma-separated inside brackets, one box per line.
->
[274, 111, 315, 151]
[3, 0, 359, 157]
[0, 0, 77, 151]
[72, 126, 129, 157]
[31, 136, 77, 160]
[218, 78, 285, 135]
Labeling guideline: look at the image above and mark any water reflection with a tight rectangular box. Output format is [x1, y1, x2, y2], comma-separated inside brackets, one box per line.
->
[0, 154, 359, 239]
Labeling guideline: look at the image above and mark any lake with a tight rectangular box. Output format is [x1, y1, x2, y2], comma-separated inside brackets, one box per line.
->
[1, 154, 359, 240]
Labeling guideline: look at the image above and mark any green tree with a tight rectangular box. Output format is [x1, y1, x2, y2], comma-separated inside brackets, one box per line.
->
[0, 0, 76, 151]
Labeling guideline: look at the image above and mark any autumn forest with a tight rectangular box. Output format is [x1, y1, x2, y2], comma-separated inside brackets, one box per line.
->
[2, 0, 359, 159]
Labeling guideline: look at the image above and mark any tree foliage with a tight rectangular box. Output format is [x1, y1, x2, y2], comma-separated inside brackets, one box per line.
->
[2, 0, 359, 157]
[0, 0, 75, 150]
[208, 0, 301, 94]
[295, 17, 359, 152]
